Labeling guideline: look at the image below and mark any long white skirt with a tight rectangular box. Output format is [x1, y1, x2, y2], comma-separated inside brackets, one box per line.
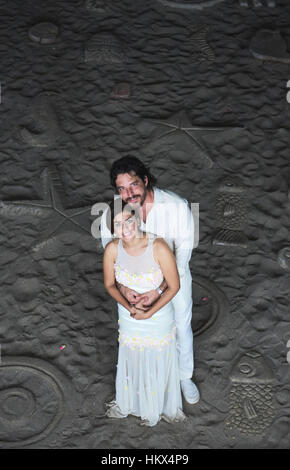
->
[106, 302, 186, 427]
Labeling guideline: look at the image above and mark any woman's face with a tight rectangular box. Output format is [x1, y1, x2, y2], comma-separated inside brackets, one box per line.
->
[113, 211, 139, 240]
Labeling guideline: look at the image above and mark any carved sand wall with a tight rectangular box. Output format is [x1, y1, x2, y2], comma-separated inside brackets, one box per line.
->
[0, 0, 289, 449]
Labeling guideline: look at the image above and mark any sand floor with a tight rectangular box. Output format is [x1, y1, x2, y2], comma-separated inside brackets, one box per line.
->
[0, 0, 290, 450]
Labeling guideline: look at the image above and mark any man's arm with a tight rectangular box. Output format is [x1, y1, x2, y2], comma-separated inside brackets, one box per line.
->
[115, 279, 152, 307]
[114, 279, 142, 304]
[100, 207, 113, 249]
[173, 200, 194, 276]
[158, 278, 168, 294]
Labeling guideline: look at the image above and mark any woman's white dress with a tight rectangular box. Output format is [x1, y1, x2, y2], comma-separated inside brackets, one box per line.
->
[106, 235, 186, 427]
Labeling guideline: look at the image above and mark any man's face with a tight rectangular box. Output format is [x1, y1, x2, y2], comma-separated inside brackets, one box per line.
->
[115, 171, 148, 207]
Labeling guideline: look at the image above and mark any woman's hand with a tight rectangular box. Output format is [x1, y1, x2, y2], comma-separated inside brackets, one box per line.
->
[129, 306, 152, 320]
[120, 286, 143, 304]
[134, 289, 160, 310]
[133, 297, 150, 311]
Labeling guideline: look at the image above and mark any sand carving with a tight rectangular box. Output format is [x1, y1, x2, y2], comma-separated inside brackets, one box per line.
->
[225, 351, 275, 437]
[28, 22, 59, 45]
[156, 0, 226, 9]
[250, 29, 290, 64]
[146, 110, 241, 169]
[0, 167, 92, 251]
[278, 247, 290, 271]
[20, 92, 66, 148]
[0, 356, 76, 448]
[191, 275, 229, 342]
[212, 176, 248, 248]
[84, 33, 127, 65]
[85, 0, 107, 13]
[239, 0, 276, 6]
[188, 24, 215, 62]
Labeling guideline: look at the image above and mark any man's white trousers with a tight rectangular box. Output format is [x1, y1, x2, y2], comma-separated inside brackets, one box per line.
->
[171, 268, 194, 380]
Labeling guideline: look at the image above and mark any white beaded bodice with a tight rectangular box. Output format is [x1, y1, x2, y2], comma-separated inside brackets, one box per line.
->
[114, 234, 164, 293]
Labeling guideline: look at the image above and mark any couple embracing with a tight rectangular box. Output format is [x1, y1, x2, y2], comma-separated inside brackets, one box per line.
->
[101, 156, 199, 427]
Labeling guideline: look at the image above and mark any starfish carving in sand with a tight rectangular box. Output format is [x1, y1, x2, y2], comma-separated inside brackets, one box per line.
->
[0, 167, 92, 250]
[147, 110, 241, 168]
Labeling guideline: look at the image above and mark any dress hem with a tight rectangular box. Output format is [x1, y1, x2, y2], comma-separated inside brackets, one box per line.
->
[105, 400, 187, 427]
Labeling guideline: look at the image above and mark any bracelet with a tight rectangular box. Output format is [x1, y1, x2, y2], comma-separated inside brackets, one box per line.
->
[156, 287, 163, 296]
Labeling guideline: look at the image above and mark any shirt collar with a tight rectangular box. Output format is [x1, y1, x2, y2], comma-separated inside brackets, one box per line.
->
[152, 186, 165, 203]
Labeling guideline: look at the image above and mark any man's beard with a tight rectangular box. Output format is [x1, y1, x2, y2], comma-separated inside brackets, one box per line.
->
[125, 192, 146, 206]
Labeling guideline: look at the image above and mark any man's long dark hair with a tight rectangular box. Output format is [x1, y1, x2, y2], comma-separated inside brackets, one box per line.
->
[110, 156, 157, 190]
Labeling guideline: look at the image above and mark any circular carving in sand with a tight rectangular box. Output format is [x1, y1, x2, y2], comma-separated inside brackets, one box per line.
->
[28, 22, 59, 45]
[156, 0, 225, 9]
[0, 387, 35, 421]
[0, 357, 75, 448]
[192, 275, 229, 340]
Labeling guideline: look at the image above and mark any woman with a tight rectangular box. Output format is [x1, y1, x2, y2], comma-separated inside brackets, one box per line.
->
[103, 199, 186, 426]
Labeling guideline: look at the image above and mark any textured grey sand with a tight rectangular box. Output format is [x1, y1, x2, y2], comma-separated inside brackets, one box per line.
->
[0, 0, 290, 449]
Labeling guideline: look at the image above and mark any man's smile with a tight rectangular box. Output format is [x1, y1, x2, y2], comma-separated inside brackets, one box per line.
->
[126, 195, 140, 203]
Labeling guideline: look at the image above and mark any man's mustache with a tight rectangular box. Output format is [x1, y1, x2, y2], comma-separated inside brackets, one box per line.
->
[125, 195, 141, 202]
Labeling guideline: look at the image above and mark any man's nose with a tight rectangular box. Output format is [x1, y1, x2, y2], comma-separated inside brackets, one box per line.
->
[128, 187, 134, 196]
[125, 188, 134, 199]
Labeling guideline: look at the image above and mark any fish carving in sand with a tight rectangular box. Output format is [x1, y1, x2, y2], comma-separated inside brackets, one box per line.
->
[225, 351, 275, 437]
[212, 176, 248, 248]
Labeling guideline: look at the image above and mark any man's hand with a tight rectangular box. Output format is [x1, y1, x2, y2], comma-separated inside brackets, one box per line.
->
[118, 284, 159, 310]
[119, 285, 143, 305]
[129, 306, 152, 320]
[133, 296, 150, 311]
[135, 289, 160, 309]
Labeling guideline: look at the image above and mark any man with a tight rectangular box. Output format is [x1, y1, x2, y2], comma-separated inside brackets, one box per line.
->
[100, 156, 199, 404]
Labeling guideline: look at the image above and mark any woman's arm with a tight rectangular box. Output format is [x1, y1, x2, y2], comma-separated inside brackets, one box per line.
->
[115, 279, 146, 305]
[103, 241, 133, 311]
[133, 277, 168, 310]
[131, 238, 180, 320]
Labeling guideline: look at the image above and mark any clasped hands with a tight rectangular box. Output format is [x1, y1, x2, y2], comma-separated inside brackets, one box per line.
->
[121, 286, 160, 320]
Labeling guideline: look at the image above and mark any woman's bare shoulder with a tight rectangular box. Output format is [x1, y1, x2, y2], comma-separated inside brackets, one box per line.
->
[153, 237, 171, 255]
[104, 239, 118, 258]
[153, 236, 169, 246]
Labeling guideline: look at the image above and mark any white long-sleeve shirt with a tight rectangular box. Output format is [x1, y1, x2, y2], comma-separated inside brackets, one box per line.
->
[100, 187, 195, 276]
[101, 187, 194, 275]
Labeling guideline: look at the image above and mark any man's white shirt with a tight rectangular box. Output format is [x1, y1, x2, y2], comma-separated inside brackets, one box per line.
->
[100, 187, 194, 277]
